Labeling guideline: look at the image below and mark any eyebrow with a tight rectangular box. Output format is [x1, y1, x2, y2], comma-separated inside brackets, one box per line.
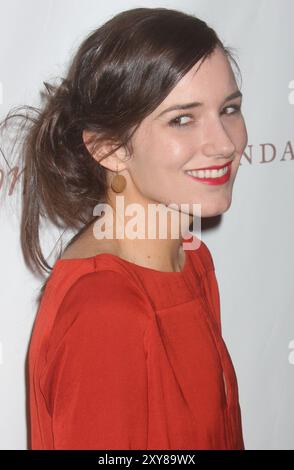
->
[157, 90, 243, 117]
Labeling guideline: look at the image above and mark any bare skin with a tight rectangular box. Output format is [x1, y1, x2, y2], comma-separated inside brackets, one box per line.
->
[60, 46, 248, 272]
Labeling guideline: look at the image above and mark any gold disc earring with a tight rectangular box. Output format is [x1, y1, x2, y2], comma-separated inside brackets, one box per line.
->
[110, 162, 127, 193]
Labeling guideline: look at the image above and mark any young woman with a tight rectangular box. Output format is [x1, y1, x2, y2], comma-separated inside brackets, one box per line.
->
[2, 7, 248, 449]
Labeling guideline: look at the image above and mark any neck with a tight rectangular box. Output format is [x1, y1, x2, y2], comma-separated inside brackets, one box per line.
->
[96, 194, 195, 272]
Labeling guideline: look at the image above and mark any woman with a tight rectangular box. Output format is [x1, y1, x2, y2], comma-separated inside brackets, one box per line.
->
[2, 7, 248, 449]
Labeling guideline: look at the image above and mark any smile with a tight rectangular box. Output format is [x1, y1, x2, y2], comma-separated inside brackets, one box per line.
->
[184, 161, 232, 185]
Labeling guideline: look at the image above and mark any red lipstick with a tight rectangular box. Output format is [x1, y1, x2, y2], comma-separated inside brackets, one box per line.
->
[185, 161, 232, 186]
[188, 161, 233, 171]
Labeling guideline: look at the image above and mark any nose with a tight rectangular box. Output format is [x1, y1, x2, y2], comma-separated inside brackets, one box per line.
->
[201, 119, 236, 159]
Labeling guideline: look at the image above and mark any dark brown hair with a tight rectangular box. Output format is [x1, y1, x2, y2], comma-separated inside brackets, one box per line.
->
[0, 7, 241, 280]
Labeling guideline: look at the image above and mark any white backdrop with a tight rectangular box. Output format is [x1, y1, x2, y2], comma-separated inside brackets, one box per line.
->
[0, 0, 293, 450]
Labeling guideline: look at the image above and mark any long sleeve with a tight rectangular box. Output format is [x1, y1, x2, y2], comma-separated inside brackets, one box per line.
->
[39, 270, 150, 450]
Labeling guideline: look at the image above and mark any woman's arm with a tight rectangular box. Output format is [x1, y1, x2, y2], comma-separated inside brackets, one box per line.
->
[39, 270, 150, 450]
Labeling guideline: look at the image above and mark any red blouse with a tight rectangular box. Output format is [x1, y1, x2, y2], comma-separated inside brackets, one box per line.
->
[27, 234, 245, 450]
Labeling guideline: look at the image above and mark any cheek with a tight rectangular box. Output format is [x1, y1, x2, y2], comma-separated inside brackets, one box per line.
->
[138, 142, 189, 176]
[153, 133, 195, 171]
[129, 124, 197, 180]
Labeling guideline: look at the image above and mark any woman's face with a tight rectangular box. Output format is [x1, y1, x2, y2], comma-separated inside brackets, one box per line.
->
[124, 46, 248, 218]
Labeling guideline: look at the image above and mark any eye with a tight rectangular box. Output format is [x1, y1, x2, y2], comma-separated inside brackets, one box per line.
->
[221, 104, 242, 115]
[168, 104, 242, 129]
[168, 114, 194, 128]
[169, 104, 241, 127]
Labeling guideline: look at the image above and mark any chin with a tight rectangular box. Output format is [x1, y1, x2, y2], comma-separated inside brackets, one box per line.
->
[201, 198, 233, 218]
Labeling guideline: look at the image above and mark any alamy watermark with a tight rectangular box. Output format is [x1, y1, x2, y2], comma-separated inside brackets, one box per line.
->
[92, 196, 202, 250]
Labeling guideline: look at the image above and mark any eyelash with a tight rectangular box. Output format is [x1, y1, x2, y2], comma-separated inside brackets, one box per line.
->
[168, 104, 242, 128]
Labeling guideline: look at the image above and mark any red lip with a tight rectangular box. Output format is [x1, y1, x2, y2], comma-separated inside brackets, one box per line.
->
[185, 161, 232, 185]
[186, 160, 233, 171]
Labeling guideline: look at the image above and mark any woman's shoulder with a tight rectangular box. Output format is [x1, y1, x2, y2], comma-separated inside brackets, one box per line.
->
[40, 259, 151, 364]
[48, 251, 149, 312]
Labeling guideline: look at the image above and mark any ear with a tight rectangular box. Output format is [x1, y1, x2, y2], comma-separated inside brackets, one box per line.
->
[82, 130, 129, 172]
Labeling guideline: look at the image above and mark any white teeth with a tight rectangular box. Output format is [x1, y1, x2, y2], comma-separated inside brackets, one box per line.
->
[186, 166, 228, 179]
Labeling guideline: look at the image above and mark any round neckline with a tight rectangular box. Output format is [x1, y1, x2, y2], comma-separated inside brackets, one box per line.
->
[55, 234, 194, 275]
